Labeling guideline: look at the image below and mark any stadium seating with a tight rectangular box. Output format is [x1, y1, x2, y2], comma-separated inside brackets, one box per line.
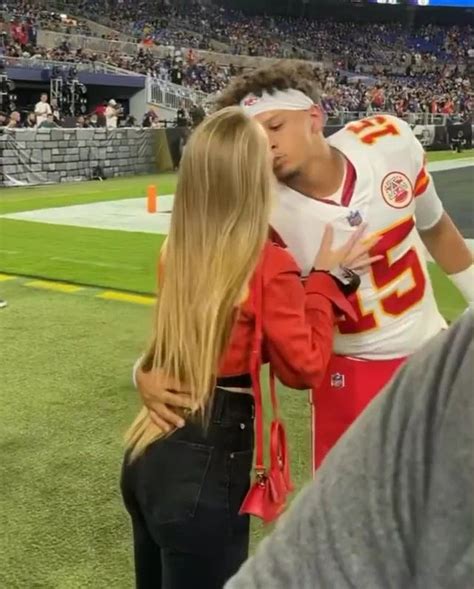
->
[0, 0, 471, 123]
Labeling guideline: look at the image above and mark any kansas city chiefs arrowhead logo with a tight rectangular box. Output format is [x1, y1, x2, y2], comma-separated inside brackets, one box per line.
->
[381, 172, 413, 209]
[243, 95, 260, 107]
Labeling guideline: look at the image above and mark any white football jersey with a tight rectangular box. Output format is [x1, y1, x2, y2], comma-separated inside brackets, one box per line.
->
[271, 115, 446, 359]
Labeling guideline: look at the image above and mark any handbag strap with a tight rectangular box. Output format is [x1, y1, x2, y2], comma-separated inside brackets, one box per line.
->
[250, 258, 280, 473]
[269, 367, 279, 420]
[250, 262, 265, 472]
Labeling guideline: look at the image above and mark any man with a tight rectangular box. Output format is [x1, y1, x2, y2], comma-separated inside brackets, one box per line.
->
[176, 101, 188, 127]
[34, 93, 52, 127]
[50, 98, 61, 125]
[170, 61, 183, 85]
[225, 310, 474, 589]
[38, 113, 56, 129]
[134, 62, 474, 469]
[5, 111, 21, 128]
[105, 99, 119, 129]
[189, 101, 206, 128]
[75, 115, 87, 128]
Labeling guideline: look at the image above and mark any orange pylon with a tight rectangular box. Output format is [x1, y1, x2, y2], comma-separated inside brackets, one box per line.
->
[147, 184, 157, 213]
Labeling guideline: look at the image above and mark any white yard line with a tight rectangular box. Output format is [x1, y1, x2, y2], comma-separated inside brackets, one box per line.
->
[427, 158, 473, 173]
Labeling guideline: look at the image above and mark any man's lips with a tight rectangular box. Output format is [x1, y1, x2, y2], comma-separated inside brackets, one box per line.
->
[273, 155, 286, 167]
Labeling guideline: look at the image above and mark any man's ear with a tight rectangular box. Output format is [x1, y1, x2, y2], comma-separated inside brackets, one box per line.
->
[309, 105, 325, 134]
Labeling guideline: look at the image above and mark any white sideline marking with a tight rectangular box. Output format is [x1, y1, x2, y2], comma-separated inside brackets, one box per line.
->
[0, 158, 472, 236]
[427, 158, 474, 172]
[1, 195, 174, 235]
[51, 257, 143, 271]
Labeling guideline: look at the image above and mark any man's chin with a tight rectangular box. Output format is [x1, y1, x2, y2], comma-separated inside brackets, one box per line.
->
[274, 165, 299, 183]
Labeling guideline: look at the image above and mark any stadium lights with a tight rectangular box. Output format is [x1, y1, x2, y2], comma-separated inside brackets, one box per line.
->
[50, 66, 88, 118]
[0, 73, 17, 112]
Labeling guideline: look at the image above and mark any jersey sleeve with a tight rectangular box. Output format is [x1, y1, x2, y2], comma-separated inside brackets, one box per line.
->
[261, 245, 356, 390]
[399, 119, 444, 231]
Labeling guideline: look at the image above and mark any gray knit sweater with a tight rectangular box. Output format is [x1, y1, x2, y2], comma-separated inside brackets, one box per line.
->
[226, 310, 474, 589]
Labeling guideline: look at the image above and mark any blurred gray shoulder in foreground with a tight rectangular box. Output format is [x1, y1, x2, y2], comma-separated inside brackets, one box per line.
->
[225, 310, 474, 589]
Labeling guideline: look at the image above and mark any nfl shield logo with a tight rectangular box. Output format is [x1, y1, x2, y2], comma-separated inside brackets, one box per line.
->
[330, 373, 345, 389]
[347, 210, 362, 227]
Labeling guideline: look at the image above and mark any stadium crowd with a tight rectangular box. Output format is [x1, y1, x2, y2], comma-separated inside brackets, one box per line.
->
[2, 34, 237, 95]
[3, 39, 470, 118]
[320, 69, 471, 118]
[0, 0, 472, 119]
[3, 0, 471, 64]
[36, 0, 472, 65]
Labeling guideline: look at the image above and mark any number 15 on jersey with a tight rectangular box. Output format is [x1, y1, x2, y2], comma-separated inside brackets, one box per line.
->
[338, 216, 426, 334]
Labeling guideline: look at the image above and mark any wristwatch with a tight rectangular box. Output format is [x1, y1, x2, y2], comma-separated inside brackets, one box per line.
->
[310, 266, 361, 297]
[330, 266, 361, 297]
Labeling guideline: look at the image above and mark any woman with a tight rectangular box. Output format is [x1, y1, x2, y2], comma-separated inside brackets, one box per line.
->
[25, 112, 37, 128]
[121, 107, 376, 589]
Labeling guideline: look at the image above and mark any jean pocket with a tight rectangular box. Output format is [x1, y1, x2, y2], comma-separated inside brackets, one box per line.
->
[140, 439, 213, 525]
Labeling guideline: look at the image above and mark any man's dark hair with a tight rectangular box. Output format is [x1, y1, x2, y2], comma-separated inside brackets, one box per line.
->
[214, 61, 322, 111]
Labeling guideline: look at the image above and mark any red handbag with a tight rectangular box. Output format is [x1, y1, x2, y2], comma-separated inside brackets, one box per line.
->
[239, 263, 294, 524]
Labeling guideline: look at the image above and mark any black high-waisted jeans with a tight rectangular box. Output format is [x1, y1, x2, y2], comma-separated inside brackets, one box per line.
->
[121, 386, 255, 589]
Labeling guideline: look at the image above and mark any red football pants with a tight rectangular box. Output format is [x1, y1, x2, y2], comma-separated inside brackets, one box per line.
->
[311, 354, 407, 471]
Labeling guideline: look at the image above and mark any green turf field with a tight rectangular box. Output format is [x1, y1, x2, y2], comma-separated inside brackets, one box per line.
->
[0, 149, 471, 588]
[0, 278, 311, 589]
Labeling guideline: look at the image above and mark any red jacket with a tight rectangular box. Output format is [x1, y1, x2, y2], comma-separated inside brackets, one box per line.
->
[218, 241, 355, 390]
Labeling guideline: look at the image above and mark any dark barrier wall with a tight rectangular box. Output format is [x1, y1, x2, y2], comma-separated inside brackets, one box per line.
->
[1, 124, 471, 187]
[0, 127, 189, 187]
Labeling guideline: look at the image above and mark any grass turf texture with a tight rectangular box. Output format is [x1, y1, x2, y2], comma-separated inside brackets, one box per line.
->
[0, 174, 177, 214]
[0, 280, 310, 588]
[1, 151, 472, 293]
[0, 174, 176, 292]
[0, 150, 470, 587]
[0, 274, 466, 589]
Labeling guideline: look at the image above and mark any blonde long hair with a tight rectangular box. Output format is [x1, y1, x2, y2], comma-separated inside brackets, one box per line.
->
[125, 107, 273, 460]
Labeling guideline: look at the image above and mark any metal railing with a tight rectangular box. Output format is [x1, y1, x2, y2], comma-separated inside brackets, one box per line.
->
[37, 30, 324, 70]
[146, 77, 208, 111]
[4, 55, 144, 76]
[40, 0, 319, 62]
[326, 111, 454, 126]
